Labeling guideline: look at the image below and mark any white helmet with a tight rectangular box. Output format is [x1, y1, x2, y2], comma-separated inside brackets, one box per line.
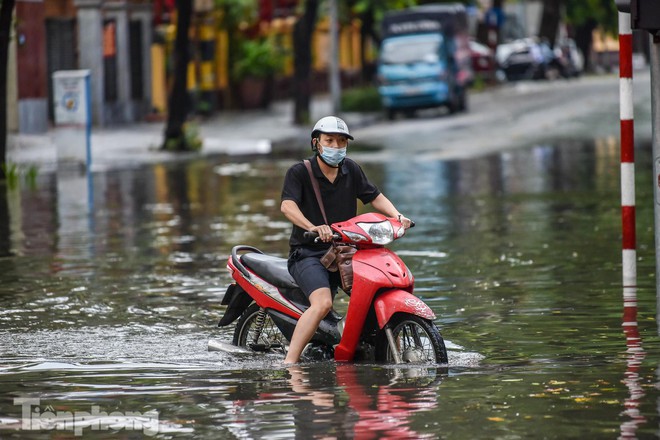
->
[311, 116, 354, 140]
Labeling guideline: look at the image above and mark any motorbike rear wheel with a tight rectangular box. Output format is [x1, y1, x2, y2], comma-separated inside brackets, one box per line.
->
[233, 303, 287, 354]
[375, 314, 448, 364]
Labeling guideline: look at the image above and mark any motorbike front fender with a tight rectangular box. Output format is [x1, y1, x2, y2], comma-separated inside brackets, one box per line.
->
[217, 284, 253, 327]
[373, 289, 436, 329]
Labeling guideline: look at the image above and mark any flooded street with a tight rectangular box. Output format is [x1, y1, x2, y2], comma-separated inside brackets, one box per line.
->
[1, 137, 660, 438]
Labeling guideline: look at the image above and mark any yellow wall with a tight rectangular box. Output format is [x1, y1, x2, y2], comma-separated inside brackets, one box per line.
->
[151, 14, 366, 113]
[592, 28, 619, 52]
[151, 44, 167, 114]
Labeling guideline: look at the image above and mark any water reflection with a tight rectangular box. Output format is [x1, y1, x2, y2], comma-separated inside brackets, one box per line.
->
[231, 364, 443, 439]
[620, 287, 646, 438]
[334, 364, 440, 439]
[0, 187, 10, 256]
[378, 138, 617, 203]
[56, 169, 94, 275]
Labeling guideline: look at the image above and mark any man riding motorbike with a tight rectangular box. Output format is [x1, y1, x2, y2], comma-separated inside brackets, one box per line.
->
[280, 116, 412, 364]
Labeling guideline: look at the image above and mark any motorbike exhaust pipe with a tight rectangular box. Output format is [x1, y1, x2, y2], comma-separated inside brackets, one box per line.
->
[207, 339, 252, 354]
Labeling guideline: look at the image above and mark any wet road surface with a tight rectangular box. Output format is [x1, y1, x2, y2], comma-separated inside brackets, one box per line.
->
[2, 133, 660, 437]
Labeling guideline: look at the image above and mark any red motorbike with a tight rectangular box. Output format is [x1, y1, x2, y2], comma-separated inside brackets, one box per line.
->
[217, 213, 448, 364]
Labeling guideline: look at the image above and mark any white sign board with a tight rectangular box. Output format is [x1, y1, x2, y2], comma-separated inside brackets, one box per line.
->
[53, 70, 90, 126]
[52, 70, 92, 167]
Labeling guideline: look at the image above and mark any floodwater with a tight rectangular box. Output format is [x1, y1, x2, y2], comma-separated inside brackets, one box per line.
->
[1, 137, 659, 438]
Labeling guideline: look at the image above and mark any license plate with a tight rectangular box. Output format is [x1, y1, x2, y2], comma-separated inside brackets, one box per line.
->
[404, 86, 422, 96]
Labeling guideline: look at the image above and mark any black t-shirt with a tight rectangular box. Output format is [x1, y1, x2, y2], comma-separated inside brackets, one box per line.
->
[281, 156, 381, 250]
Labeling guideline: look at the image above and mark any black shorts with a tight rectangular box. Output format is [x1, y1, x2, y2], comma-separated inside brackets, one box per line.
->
[288, 247, 340, 297]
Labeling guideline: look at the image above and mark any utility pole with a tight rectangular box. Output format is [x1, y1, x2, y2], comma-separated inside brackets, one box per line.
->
[647, 17, 660, 332]
[329, 0, 341, 114]
[615, 0, 660, 333]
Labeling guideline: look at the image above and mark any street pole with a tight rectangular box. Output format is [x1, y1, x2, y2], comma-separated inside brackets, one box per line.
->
[618, 11, 637, 314]
[616, 0, 660, 333]
[329, 0, 341, 114]
[650, 35, 660, 329]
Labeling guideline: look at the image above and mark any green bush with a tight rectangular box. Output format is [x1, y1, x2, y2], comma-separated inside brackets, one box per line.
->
[232, 39, 284, 80]
[341, 86, 382, 112]
[163, 122, 202, 152]
[1, 163, 39, 190]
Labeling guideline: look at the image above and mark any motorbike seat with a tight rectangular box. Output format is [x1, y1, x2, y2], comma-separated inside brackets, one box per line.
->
[240, 253, 298, 289]
[240, 252, 344, 322]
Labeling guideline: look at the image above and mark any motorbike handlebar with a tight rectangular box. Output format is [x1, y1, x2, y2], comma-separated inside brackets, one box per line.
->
[303, 217, 415, 242]
[303, 231, 340, 243]
[303, 231, 318, 240]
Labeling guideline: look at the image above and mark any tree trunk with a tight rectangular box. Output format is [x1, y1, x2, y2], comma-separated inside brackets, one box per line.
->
[162, 0, 192, 151]
[538, 0, 562, 48]
[574, 19, 596, 72]
[359, 6, 378, 83]
[0, 189, 10, 256]
[292, 0, 318, 126]
[0, 0, 16, 180]
[492, 0, 504, 46]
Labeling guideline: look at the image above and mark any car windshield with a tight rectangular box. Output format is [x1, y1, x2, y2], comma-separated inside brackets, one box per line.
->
[381, 36, 442, 64]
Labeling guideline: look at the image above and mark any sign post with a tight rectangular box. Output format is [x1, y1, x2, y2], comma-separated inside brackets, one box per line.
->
[52, 70, 92, 169]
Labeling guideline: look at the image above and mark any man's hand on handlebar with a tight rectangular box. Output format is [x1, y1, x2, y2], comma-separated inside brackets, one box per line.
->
[309, 224, 334, 243]
[398, 215, 413, 229]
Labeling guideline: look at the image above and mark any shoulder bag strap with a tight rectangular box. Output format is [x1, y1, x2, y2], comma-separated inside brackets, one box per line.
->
[303, 159, 329, 225]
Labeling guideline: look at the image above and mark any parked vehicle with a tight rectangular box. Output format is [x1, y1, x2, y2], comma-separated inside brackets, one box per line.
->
[554, 38, 584, 78]
[496, 37, 583, 81]
[469, 39, 497, 84]
[496, 38, 549, 81]
[377, 3, 472, 119]
[217, 213, 448, 364]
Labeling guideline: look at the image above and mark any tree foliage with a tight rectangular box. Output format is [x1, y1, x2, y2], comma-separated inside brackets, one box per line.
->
[346, 0, 419, 82]
[565, 0, 617, 35]
[214, 0, 258, 80]
[350, 0, 418, 28]
[564, 0, 617, 72]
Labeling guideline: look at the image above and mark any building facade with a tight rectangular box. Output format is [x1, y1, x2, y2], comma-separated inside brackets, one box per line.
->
[11, 0, 153, 132]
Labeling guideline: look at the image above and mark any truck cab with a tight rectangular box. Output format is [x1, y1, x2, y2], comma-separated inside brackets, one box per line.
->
[378, 4, 472, 120]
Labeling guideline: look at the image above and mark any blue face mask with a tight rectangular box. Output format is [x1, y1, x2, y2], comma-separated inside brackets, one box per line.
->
[319, 145, 347, 167]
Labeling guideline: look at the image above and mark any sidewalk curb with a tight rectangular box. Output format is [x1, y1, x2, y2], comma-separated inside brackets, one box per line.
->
[7, 96, 385, 172]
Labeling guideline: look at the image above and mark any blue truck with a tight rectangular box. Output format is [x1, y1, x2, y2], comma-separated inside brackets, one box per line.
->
[377, 4, 473, 120]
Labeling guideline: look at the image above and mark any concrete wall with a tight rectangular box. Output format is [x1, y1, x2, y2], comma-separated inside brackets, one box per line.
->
[74, 0, 152, 126]
[16, 0, 48, 134]
[75, 0, 105, 126]
[504, 1, 543, 39]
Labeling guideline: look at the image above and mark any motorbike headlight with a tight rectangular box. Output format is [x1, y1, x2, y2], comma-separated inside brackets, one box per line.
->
[343, 231, 369, 242]
[357, 220, 394, 245]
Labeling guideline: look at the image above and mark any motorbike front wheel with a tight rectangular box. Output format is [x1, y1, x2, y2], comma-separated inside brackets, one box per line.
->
[233, 303, 287, 354]
[375, 314, 448, 364]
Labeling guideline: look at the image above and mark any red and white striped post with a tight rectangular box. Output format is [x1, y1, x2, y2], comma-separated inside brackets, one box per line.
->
[618, 12, 645, 437]
[619, 11, 637, 303]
